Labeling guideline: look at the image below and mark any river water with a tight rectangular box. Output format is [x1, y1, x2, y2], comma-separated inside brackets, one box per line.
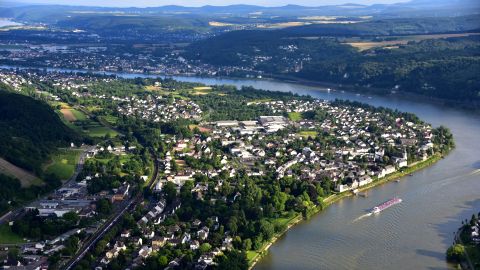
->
[0, 19, 22, 28]
[2, 66, 480, 269]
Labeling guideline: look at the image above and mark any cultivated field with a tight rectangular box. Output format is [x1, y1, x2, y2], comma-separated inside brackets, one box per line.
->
[345, 32, 480, 51]
[0, 158, 41, 187]
[61, 109, 76, 121]
[61, 108, 87, 122]
[192, 86, 212, 95]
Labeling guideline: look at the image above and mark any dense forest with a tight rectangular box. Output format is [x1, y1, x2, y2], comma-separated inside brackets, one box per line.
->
[0, 90, 81, 174]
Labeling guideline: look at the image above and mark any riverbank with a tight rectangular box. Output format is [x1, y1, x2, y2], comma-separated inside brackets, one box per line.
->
[452, 222, 480, 270]
[266, 73, 480, 112]
[247, 153, 444, 269]
[1, 64, 478, 112]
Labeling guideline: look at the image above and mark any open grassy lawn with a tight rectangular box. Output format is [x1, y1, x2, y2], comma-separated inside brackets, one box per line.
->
[247, 251, 258, 262]
[44, 149, 82, 180]
[288, 112, 302, 121]
[81, 121, 118, 138]
[0, 224, 25, 244]
[86, 126, 118, 138]
[298, 130, 318, 138]
[271, 213, 297, 228]
[71, 109, 87, 121]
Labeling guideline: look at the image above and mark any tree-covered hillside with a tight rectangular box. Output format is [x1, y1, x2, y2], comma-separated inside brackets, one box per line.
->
[0, 90, 81, 175]
[186, 18, 480, 105]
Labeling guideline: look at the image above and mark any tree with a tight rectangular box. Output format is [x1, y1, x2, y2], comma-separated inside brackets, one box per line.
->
[259, 220, 274, 240]
[242, 238, 252, 250]
[155, 255, 166, 266]
[228, 216, 238, 235]
[96, 198, 113, 216]
[446, 244, 465, 262]
[163, 181, 177, 204]
[95, 240, 108, 256]
[63, 212, 80, 226]
[215, 250, 248, 270]
[200, 243, 212, 253]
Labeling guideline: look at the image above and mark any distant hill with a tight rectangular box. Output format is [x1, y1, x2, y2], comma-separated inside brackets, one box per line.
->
[0, 0, 478, 27]
[0, 90, 81, 175]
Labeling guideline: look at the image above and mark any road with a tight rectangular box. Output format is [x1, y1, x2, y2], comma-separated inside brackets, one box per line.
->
[0, 145, 95, 226]
[63, 196, 139, 270]
[63, 149, 160, 270]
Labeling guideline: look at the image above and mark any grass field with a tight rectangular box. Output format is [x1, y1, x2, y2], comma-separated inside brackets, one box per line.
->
[71, 109, 87, 121]
[298, 130, 318, 138]
[0, 224, 25, 244]
[86, 126, 118, 138]
[145, 85, 162, 91]
[100, 115, 119, 125]
[80, 120, 118, 138]
[44, 149, 82, 180]
[288, 112, 302, 121]
[0, 158, 42, 187]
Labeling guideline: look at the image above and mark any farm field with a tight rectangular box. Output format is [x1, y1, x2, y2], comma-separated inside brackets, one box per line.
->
[0, 158, 42, 187]
[60, 108, 88, 122]
[44, 149, 82, 180]
[345, 32, 480, 51]
[192, 86, 212, 95]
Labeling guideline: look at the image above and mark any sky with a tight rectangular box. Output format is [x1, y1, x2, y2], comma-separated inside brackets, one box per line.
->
[12, 0, 410, 8]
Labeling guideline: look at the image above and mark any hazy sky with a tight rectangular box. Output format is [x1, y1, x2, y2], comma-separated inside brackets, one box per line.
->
[14, 0, 409, 7]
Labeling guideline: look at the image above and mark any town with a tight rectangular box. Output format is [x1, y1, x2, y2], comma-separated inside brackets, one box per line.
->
[0, 69, 454, 270]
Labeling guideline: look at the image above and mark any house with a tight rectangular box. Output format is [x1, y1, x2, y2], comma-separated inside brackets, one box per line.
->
[138, 246, 152, 259]
[395, 158, 408, 168]
[143, 229, 155, 239]
[121, 230, 131, 238]
[152, 236, 167, 250]
[190, 240, 200, 250]
[197, 227, 209, 240]
[181, 233, 191, 244]
[336, 184, 350, 193]
[132, 237, 143, 247]
[358, 175, 373, 187]
[192, 219, 202, 228]
[384, 165, 396, 175]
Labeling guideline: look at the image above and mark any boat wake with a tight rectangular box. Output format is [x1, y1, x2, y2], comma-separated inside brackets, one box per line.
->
[468, 169, 480, 176]
[352, 213, 372, 222]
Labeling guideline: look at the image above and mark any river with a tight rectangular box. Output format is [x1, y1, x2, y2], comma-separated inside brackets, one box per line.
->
[0, 19, 22, 28]
[2, 66, 480, 269]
